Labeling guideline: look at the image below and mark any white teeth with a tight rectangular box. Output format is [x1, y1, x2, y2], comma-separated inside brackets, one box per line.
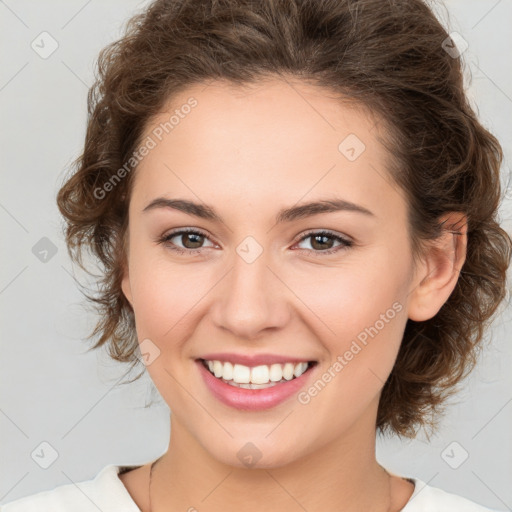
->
[231, 382, 253, 389]
[282, 362, 294, 380]
[203, 359, 311, 384]
[294, 362, 308, 377]
[227, 381, 280, 389]
[213, 360, 223, 378]
[250, 365, 269, 384]
[232, 364, 250, 383]
[222, 361, 234, 380]
[269, 363, 283, 382]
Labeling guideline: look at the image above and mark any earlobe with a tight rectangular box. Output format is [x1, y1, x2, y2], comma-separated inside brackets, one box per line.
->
[121, 272, 133, 306]
[407, 212, 468, 322]
[121, 260, 133, 306]
[120, 232, 133, 306]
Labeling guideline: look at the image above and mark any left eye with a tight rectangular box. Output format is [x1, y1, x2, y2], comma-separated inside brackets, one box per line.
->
[294, 230, 353, 255]
[157, 229, 353, 256]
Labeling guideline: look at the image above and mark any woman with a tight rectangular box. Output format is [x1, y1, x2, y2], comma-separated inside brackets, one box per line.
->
[2, 0, 510, 510]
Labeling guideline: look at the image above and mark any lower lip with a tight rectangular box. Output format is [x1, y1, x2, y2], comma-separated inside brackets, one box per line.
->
[196, 360, 316, 411]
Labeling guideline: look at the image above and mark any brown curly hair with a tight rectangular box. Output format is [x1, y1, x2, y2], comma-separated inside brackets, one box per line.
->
[56, 0, 511, 438]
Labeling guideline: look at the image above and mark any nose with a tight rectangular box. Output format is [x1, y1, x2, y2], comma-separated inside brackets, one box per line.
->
[210, 247, 292, 340]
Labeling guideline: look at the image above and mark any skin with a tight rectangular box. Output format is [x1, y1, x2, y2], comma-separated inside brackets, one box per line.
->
[119, 77, 467, 512]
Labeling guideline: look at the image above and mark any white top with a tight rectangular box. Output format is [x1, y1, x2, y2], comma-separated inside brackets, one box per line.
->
[0, 463, 502, 512]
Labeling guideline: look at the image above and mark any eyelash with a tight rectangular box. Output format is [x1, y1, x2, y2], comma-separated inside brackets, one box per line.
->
[156, 228, 354, 257]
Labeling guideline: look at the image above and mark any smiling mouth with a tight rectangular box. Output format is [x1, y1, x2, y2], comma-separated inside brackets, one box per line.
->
[199, 358, 318, 389]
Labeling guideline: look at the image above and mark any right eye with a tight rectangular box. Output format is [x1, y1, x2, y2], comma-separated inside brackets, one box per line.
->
[158, 228, 216, 255]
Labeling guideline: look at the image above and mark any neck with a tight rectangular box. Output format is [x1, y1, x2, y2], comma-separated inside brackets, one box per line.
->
[149, 413, 392, 512]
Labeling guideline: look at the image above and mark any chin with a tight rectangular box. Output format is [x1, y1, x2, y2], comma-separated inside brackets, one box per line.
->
[202, 436, 307, 470]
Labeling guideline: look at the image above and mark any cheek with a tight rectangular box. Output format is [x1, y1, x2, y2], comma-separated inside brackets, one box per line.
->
[128, 250, 220, 359]
[292, 260, 405, 336]
[296, 265, 408, 428]
[287, 253, 409, 377]
[128, 249, 193, 338]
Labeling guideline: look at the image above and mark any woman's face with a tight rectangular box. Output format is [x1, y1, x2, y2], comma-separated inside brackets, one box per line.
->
[121, 78, 419, 468]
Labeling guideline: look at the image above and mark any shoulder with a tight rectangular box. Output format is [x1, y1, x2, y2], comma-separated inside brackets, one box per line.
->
[0, 464, 142, 512]
[401, 476, 503, 512]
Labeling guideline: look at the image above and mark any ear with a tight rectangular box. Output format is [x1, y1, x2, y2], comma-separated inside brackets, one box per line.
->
[121, 267, 133, 307]
[120, 234, 133, 306]
[407, 212, 468, 322]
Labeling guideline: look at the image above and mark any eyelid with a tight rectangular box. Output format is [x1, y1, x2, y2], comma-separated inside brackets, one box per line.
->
[292, 228, 353, 244]
[158, 227, 354, 257]
[159, 227, 218, 249]
[292, 229, 354, 256]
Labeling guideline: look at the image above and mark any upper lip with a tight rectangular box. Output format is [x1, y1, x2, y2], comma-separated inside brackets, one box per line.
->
[197, 353, 316, 367]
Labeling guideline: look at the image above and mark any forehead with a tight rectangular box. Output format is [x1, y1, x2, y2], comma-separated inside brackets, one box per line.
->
[130, 78, 404, 219]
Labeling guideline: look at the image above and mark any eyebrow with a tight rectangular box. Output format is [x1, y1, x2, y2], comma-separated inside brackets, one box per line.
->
[142, 197, 375, 223]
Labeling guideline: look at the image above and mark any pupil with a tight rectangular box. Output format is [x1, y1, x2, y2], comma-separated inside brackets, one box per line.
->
[312, 234, 333, 250]
[183, 233, 203, 249]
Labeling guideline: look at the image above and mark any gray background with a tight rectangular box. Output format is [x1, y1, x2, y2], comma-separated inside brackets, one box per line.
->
[1, 0, 511, 509]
